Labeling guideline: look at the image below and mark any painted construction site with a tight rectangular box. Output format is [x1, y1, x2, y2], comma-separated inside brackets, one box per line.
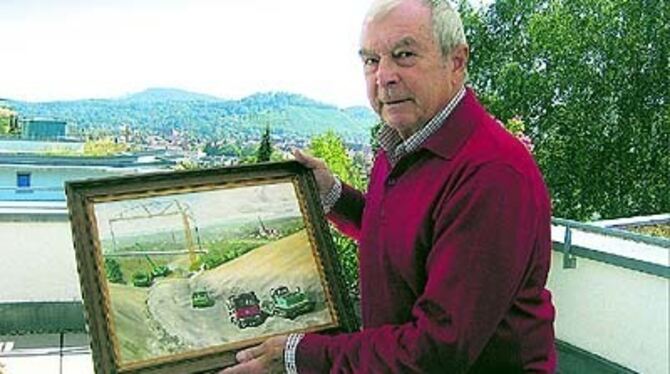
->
[92, 182, 336, 366]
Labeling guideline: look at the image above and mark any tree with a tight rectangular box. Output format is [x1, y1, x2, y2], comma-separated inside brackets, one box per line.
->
[309, 131, 365, 189]
[369, 121, 384, 154]
[256, 125, 273, 163]
[308, 131, 367, 298]
[0, 107, 17, 135]
[460, 0, 669, 220]
[83, 138, 130, 156]
[203, 141, 224, 156]
[175, 159, 200, 170]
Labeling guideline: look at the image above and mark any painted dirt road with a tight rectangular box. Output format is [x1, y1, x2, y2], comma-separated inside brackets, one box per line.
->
[142, 230, 334, 358]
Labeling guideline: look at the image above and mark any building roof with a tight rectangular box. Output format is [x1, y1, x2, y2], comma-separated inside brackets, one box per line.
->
[0, 153, 177, 168]
[0, 201, 67, 221]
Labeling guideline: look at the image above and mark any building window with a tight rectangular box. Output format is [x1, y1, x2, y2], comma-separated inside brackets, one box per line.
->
[17, 172, 31, 188]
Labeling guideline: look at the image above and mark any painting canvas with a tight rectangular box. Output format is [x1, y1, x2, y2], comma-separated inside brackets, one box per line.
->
[66, 161, 358, 374]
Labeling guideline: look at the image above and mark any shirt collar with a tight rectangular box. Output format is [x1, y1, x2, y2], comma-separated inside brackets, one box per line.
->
[378, 86, 466, 165]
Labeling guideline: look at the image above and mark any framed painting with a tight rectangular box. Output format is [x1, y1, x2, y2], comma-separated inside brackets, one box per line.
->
[66, 161, 359, 374]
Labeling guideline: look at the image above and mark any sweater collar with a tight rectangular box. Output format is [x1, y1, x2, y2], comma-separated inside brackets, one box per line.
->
[420, 87, 484, 160]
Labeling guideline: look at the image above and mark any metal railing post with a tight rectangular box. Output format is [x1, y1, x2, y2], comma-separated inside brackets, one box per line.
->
[563, 225, 577, 269]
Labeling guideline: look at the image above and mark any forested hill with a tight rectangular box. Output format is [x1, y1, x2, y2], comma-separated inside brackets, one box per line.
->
[5, 88, 378, 144]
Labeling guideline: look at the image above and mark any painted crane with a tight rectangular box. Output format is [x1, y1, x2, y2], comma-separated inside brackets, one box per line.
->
[106, 199, 202, 270]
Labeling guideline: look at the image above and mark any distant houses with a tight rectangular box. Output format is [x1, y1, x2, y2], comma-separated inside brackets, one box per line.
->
[0, 111, 183, 203]
[0, 114, 181, 343]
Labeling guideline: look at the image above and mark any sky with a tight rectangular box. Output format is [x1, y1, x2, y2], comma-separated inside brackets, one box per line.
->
[94, 181, 302, 242]
[0, 0, 375, 107]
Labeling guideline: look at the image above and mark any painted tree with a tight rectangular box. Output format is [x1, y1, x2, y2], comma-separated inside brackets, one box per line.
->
[104, 258, 124, 284]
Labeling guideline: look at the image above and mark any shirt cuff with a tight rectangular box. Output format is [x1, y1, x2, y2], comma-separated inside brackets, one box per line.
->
[321, 177, 342, 214]
[284, 333, 305, 374]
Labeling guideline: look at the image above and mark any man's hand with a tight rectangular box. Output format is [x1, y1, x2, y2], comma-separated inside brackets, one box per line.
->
[219, 335, 288, 374]
[293, 149, 336, 196]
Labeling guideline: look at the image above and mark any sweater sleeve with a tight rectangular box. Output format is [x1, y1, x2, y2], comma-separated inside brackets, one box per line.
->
[325, 182, 366, 241]
[297, 163, 539, 373]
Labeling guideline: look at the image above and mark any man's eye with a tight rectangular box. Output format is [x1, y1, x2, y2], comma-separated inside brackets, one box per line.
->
[363, 57, 379, 66]
[394, 51, 415, 59]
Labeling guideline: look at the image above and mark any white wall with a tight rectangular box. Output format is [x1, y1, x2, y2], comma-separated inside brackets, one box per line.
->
[0, 140, 84, 154]
[548, 232, 670, 374]
[1, 213, 668, 373]
[0, 220, 81, 303]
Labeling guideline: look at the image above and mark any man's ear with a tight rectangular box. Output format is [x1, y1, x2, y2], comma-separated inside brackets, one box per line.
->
[450, 44, 469, 76]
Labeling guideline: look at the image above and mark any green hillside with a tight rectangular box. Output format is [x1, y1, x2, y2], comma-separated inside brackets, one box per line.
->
[6, 90, 378, 144]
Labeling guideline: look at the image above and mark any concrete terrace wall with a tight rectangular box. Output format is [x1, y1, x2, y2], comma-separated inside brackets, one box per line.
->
[0, 139, 84, 154]
[548, 219, 670, 374]
[0, 208, 79, 303]
[1, 209, 668, 373]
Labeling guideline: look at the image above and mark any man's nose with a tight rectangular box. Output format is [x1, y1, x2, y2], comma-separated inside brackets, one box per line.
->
[375, 58, 399, 87]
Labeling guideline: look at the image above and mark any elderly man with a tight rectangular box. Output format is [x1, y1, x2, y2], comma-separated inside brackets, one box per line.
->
[223, 0, 556, 372]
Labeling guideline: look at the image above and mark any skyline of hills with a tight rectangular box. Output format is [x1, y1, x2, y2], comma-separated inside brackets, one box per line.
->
[3, 88, 379, 144]
[119, 88, 225, 103]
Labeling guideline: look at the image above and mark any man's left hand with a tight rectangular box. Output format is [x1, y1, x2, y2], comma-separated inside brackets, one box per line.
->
[219, 335, 288, 374]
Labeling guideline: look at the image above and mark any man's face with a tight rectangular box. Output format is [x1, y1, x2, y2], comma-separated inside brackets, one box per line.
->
[359, 0, 465, 138]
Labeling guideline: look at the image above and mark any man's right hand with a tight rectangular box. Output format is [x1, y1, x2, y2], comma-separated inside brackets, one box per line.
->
[292, 149, 336, 196]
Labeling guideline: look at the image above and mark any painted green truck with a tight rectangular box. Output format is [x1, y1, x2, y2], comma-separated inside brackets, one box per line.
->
[267, 286, 314, 319]
[191, 290, 215, 308]
[145, 255, 170, 278]
[131, 271, 152, 287]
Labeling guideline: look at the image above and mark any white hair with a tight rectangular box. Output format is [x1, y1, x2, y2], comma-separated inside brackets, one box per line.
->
[364, 0, 468, 57]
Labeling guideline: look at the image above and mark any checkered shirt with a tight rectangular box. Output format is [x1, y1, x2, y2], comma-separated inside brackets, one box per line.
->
[284, 333, 305, 374]
[320, 86, 466, 214]
[378, 85, 466, 166]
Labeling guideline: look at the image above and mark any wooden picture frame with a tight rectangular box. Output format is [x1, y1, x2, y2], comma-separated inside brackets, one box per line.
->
[66, 161, 359, 374]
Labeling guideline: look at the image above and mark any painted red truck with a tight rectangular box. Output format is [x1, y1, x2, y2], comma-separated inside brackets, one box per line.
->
[226, 292, 265, 328]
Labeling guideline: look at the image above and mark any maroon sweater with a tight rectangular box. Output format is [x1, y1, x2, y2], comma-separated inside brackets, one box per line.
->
[297, 89, 556, 373]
